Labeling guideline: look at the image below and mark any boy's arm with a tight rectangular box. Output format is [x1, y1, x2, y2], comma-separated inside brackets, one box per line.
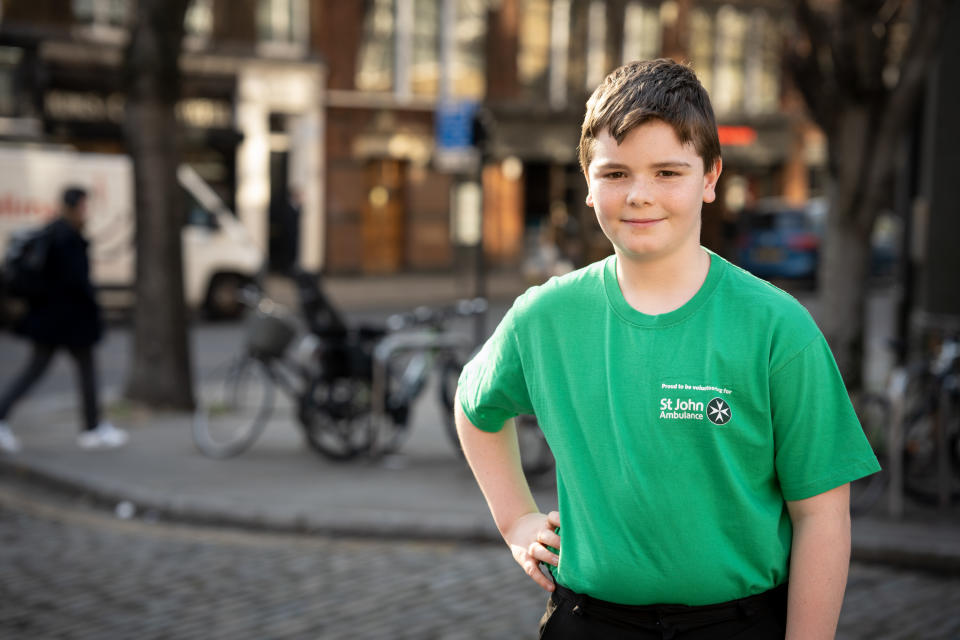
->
[454, 394, 561, 591]
[784, 483, 851, 640]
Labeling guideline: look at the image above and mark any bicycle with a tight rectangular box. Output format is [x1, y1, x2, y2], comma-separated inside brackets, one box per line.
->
[301, 297, 555, 480]
[850, 333, 960, 514]
[298, 297, 483, 461]
[850, 371, 902, 515]
[193, 273, 556, 480]
[437, 356, 556, 482]
[898, 333, 960, 505]
[192, 285, 318, 459]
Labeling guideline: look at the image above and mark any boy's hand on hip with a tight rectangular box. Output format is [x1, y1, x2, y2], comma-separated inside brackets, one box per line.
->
[504, 510, 561, 592]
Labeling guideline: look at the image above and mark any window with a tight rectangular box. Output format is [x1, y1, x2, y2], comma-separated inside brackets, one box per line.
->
[256, 0, 309, 52]
[518, 0, 551, 99]
[744, 10, 780, 115]
[622, 2, 661, 64]
[585, 1, 607, 90]
[411, 0, 440, 96]
[356, 0, 486, 98]
[184, 189, 217, 229]
[0, 48, 22, 117]
[689, 8, 714, 97]
[712, 5, 748, 115]
[184, 0, 213, 46]
[450, 0, 487, 98]
[565, 0, 588, 102]
[72, 0, 131, 27]
[356, 0, 396, 92]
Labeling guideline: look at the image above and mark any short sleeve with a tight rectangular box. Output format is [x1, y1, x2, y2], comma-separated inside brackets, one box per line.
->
[457, 298, 534, 432]
[771, 334, 881, 501]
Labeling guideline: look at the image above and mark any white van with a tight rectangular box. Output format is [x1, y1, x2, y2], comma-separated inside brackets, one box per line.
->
[0, 145, 262, 317]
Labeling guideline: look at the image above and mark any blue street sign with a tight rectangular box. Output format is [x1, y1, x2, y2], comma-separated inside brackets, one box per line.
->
[435, 100, 479, 150]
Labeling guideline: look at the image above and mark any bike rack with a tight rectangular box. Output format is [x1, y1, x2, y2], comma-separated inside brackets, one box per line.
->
[887, 369, 908, 519]
[369, 331, 473, 456]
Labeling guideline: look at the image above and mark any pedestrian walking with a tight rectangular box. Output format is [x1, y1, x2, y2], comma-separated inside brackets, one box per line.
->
[454, 59, 880, 639]
[0, 186, 128, 453]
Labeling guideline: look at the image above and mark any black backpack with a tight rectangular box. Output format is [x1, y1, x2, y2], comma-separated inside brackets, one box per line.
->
[3, 225, 53, 301]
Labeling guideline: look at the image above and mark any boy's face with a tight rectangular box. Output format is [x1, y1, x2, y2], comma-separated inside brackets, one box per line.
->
[585, 120, 721, 265]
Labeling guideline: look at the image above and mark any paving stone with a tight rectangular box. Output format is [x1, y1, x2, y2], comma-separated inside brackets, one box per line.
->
[1, 491, 958, 639]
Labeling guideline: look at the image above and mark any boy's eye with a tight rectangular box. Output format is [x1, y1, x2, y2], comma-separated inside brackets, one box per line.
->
[605, 171, 626, 179]
[657, 170, 679, 177]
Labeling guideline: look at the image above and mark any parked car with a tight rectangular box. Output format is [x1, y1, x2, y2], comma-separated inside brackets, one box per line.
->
[736, 198, 824, 281]
[735, 197, 901, 283]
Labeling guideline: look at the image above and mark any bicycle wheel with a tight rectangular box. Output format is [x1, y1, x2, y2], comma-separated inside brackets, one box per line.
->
[299, 376, 376, 460]
[850, 392, 889, 514]
[438, 356, 462, 453]
[439, 357, 554, 480]
[193, 356, 274, 459]
[516, 414, 555, 482]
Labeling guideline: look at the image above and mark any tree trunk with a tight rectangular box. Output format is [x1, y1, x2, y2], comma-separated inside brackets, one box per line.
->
[786, 1, 947, 393]
[817, 91, 901, 392]
[123, 0, 193, 410]
[818, 201, 872, 391]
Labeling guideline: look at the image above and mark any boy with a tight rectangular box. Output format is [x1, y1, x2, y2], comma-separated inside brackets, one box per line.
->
[455, 59, 879, 639]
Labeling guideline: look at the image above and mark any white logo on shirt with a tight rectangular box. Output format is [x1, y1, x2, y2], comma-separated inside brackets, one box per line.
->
[658, 384, 733, 424]
[706, 397, 732, 425]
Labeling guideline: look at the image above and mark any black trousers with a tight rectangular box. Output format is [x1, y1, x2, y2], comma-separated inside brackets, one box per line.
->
[0, 342, 100, 432]
[539, 582, 788, 640]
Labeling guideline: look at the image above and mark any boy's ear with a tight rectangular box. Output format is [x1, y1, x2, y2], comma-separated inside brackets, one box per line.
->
[585, 191, 594, 207]
[702, 158, 723, 204]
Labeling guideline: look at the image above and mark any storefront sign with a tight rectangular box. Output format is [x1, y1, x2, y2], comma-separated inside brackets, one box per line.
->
[44, 90, 232, 129]
[717, 125, 758, 146]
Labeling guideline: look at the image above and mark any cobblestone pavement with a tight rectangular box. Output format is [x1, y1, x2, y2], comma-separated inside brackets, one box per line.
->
[1, 484, 958, 640]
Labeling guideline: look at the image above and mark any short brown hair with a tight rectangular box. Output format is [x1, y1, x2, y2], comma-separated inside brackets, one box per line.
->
[578, 59, 721, 175]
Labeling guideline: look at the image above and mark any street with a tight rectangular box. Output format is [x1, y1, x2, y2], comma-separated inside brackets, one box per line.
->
[0, 480, 958, 640]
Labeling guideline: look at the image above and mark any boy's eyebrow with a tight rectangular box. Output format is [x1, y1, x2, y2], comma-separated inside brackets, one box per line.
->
[591, 161, 630, 170]
[592, 160, 693, 170]
[649, 161, 693, 169]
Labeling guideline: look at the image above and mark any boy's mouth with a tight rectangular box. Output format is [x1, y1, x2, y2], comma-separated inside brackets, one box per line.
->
[622, 217, 664, 227]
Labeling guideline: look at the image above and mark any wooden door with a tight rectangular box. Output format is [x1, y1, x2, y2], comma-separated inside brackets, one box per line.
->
[361, 159, 407, 273]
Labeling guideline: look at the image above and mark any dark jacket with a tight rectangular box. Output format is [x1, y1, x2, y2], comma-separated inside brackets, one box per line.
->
[15, 218, 102, 347]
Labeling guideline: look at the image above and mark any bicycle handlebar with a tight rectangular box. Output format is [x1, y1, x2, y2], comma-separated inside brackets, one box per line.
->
[385, 297, 488, 332]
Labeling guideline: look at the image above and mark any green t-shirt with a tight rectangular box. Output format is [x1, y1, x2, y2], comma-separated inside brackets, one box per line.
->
[458, 251, 880, 606]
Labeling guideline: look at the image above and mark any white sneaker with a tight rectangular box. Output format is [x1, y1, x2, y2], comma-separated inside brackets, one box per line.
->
[0, 421, 22, 454]
[77, 422, 129, 450]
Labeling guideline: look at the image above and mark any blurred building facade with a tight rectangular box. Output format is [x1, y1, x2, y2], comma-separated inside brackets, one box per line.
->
[0, 0, 822, 276]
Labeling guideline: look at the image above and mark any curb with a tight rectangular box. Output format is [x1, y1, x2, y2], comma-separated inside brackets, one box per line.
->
[3, 455, 959, 575]
[0, 457, 503, 544]
[852, 544, 960, 576]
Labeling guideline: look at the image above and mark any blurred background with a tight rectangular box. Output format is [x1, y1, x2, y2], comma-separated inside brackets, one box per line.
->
[0, 1, 958, 638]
[0, 0, 957, 374]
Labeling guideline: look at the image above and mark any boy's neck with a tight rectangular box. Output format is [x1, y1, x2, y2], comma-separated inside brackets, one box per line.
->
[615, 244, 711, 315]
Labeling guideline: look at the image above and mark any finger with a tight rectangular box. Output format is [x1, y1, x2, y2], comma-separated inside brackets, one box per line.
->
[528, 541, 560, 566]
[521, 555, 555, 591]
[537, 528, 562, 550]
[547, 510, 561, 528]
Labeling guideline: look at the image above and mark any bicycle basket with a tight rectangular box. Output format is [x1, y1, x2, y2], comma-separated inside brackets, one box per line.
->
[244, 308, 297, 358]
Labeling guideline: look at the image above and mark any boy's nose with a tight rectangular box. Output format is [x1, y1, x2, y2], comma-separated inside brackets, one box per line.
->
[626, 178, 653, 207]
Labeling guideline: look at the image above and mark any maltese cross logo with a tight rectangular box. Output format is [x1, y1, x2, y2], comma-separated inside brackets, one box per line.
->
[707, 397, 732, 425]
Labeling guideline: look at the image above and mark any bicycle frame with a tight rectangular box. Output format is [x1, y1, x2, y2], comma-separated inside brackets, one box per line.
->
[368, 330, 473, 456]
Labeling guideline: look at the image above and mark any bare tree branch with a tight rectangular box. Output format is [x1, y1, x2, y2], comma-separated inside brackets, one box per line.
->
[786, 1, 838, 133]
[859, 0, 945, 229]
